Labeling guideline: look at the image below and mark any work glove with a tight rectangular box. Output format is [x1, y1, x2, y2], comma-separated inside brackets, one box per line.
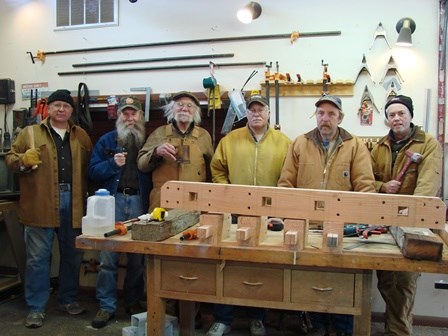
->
[22, 148, 42, 168]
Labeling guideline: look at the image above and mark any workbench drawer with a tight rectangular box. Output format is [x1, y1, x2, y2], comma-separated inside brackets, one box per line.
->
[291, 270, 356, 307]
[223, 264, 283, 302]
[160, 259, 216, 295]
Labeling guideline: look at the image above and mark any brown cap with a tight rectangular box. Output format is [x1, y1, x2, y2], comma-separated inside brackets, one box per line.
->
[247, 94, 269, 108]
[172, 91, 200, 107]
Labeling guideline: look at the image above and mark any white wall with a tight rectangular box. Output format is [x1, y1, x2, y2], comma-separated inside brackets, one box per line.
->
[1, 0, 447, 319]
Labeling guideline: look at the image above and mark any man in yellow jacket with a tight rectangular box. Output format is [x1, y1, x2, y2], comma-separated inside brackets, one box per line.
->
[208, 94, 291, 336]
[371, 95, 442, 336]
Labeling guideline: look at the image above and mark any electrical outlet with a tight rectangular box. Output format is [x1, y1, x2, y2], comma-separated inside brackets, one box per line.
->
[3, 132, 11, 152]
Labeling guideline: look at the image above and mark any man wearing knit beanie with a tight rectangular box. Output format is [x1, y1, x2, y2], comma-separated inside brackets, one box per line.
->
[47, 89, 75, 108]
[371, 94, 442, 335]
[384, 95, 414, 119]
[5, 88, 92, 328]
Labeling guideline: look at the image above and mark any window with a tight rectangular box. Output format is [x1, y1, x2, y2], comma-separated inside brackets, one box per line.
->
[56, 0, 118, 30]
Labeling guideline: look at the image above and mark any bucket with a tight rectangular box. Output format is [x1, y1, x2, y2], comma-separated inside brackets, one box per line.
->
[82, 188, 115, 236]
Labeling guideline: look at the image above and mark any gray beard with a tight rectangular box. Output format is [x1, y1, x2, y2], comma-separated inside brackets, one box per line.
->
[116, 119, 146, 148]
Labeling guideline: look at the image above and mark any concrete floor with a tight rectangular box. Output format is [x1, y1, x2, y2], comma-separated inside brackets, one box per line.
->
[1, 287, 448, 336]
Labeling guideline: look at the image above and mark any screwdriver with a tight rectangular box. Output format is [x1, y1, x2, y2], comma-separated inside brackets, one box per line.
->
[104, 218, 139, 237]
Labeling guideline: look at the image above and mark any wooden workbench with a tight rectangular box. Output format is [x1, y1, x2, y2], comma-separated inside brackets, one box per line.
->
[76, 182, 448, 336]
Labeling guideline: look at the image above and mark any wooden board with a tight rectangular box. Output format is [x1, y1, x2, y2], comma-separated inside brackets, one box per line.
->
[131, 209, 200, 242]
[389, 226, 444, 261]
[160, 181, 446, 230]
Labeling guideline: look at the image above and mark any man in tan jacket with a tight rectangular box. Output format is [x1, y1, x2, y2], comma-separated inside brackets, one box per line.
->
[278, 95, 376, 335]
[137, 91, 214, 212]
[371, 95, 442, 336]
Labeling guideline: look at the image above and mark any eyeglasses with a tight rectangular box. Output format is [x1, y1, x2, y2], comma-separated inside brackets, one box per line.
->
[247, 107, 267, 115]
[176, 102, 195, 109]
[50, 102, 72, 110]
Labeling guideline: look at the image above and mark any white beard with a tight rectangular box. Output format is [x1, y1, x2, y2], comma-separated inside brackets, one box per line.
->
[116, 119, 146, 148]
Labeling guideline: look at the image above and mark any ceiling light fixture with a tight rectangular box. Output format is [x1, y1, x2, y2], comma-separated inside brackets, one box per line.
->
[396, 17, 416, 47]
[237, 2, 262, 24]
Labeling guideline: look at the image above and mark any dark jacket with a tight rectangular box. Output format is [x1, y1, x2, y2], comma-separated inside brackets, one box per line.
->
[89, 130, 152, 212]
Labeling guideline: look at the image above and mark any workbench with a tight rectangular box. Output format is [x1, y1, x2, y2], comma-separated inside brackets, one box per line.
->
[76, 182, 448, 336]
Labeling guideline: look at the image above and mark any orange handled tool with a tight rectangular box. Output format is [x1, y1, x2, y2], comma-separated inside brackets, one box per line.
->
[180, 228, 198, 240]
[104, 218, 139, 237]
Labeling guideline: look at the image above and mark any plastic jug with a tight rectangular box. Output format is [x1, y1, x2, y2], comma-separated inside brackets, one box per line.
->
[82, 189, 115, 236]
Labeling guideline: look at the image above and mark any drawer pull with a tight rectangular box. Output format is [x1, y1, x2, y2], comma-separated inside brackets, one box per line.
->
[178, 275, 199, 281]
[243, 281, 263, 286]
[311, 286, 333, 292]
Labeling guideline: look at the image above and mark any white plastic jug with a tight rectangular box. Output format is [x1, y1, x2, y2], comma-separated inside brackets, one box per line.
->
[82, 188, 115, 237]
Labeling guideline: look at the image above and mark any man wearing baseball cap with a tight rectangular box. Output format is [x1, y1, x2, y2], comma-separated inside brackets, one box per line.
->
[278, 95, 376, 335]
[371, 95, 442, 335]
[208, 94, 291, 336]
[89, 96, 152, 328]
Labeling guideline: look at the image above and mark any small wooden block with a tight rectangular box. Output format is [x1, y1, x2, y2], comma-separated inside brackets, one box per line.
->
[284, 219, 308, 250]
[196, 225, 212, 239]
[236, 227, 251, 241]
[131, 209, 200, 241]
[285, 231, 299, 245]
[199, 213, 231, 244]
[322, 221, 344, 253]
[327, 233, 339, 247]
[236, 216, 267, 247]
[389, 226, 444, 261]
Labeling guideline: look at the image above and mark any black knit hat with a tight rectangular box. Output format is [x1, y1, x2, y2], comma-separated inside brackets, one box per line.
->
[47, 89, 74, 108]
[384, 95, 414, 118]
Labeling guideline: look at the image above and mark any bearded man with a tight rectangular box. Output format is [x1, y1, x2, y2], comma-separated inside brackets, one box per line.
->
[138, 91, 214, 212]
[88, 96, 152, 329]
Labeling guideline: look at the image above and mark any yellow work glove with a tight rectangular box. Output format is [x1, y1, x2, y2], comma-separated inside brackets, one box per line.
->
[22, 148, 42, 168]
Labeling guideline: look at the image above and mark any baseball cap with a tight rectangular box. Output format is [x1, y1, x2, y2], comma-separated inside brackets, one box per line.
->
[247, 95, 269, 108]
[384, 95, 414, 118]
[118, 96, 142, 112]
[315, 95, 342, 111]
[172, 91, 200, 107]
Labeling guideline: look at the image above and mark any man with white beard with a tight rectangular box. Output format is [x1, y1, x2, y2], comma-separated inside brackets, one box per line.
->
[88, 96, 152, 329]
[138, 91, 214, 212]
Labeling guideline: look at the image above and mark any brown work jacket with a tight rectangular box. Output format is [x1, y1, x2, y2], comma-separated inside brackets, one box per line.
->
[5, 119, 92, 228]
[137, 124, 214, 211]
[371, 126, 442, 197]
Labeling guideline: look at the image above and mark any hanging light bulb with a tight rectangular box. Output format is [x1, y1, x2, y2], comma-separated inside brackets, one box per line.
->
[237, 2, 262, 24]
[396, 17, 416, 47]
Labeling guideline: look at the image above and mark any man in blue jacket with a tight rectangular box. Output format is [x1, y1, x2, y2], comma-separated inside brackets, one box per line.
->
[88, 96, 151, 329]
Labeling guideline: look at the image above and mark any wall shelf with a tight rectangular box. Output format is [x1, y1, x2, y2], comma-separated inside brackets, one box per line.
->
[261, 80, 354, 97]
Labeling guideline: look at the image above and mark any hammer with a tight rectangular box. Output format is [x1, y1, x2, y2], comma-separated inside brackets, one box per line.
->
[395, 150, 423, 182]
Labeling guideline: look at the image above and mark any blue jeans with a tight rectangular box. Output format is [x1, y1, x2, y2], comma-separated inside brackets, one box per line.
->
[96, 193, 145, 313]
[213, 304, 265, 326]
[24, 189, 83, 313]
